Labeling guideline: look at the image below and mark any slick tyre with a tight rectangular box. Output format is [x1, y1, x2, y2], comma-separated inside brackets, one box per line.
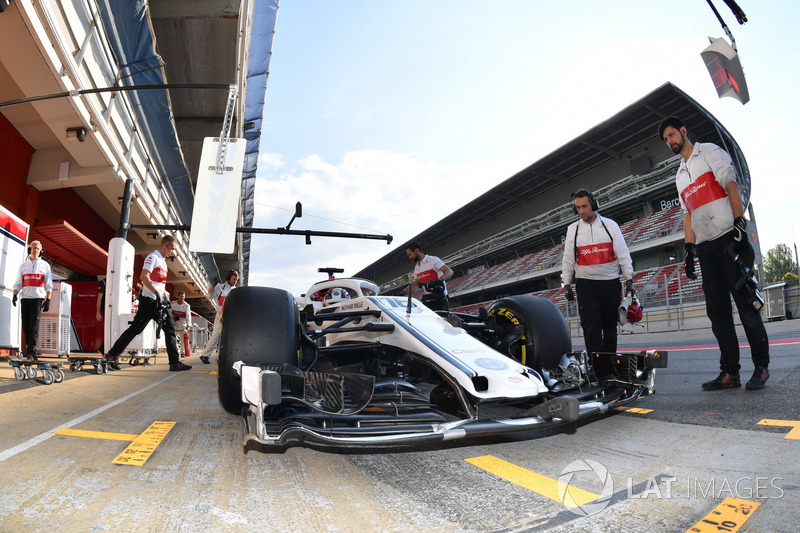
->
[488, 294, 571, 371]
[218, 287, 301, 415]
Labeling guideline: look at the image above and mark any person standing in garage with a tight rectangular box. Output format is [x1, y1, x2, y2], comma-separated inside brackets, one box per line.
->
[12, 240, 52, 359]
[171, 291, 192, 357]
[561, 190, 635, 355]
[199, 270, 238, 364]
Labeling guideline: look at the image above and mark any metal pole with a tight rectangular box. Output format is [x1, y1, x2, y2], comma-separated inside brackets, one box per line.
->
[677, 269, 683, 331]
[118, 178, 134, 240]
[126, 223, 393, 243]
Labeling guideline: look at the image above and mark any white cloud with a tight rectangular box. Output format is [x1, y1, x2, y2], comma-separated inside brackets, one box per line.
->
[256, 152, 285, 170]
[247, 149, 531, 295]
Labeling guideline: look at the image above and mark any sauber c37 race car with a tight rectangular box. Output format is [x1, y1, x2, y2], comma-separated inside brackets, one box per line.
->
[217, 278, 667, 451]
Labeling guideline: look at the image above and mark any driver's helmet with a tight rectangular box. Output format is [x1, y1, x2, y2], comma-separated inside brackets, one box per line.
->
[323, 287, 351, 306]
[627, 297, 643, 324]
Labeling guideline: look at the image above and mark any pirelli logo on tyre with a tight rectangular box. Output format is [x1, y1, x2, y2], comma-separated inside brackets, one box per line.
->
[490, 308, 520, 325]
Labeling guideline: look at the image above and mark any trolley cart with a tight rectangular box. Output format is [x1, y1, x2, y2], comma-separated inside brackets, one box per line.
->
[8, 359, 65, 385]
[68, 354, 109, 374]
[120, 352, 157, 366]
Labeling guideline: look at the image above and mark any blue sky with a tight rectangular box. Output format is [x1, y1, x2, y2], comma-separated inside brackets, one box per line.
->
[250, 1, 800, 295]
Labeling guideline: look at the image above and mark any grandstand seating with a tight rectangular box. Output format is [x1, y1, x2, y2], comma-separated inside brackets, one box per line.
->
[630, 204, 682, 245]
[619, 217, 645, 242]
[445, 203, 697, 313]
[449, 261, 706, 316]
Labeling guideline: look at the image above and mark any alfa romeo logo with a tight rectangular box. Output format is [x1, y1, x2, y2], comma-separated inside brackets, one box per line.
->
[557, 459, 614, 516]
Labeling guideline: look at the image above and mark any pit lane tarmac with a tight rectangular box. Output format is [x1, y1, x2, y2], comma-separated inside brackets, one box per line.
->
[0, 319, 798, 532]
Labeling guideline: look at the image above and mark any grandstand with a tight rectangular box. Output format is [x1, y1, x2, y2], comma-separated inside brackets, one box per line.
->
[355, 82, 760, 319]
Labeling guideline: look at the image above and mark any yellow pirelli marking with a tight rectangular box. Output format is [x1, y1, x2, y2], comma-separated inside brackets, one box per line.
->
[686, 497, 760, 532]
[112, 421, 175, 466]
[757, 419, 800, 440]
[54, 428, 138, 441]
[465, 455, 598, 507]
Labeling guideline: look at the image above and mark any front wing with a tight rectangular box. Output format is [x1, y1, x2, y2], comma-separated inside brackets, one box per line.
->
[236, 350, 666, 450]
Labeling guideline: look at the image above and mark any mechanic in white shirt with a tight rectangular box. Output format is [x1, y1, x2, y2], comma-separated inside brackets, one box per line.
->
[12, 240, 53, 359]
[105, 235, 192, 372]
[659, 116, 769, 391]
[171, 291, 192, 356]
[406, 241, 453, 312]
[562, 190, 634, 355]
[199, 270, 238, 364]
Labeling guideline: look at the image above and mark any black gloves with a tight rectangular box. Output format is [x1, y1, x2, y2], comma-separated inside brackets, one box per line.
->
[12, 294, 17, 307]
[425, 279, 445, 294]
[564, 285, 575, 302]
[733, 216, 749, 254]
[42, 298, 50, 312]
[684, 242, 697, 280]
[625, 279, 635, 296]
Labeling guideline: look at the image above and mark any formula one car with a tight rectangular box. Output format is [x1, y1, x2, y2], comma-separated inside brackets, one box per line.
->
[218, 277, 667, 451]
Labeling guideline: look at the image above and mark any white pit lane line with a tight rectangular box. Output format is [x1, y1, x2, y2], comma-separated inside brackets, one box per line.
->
[0, 373, 178, 463]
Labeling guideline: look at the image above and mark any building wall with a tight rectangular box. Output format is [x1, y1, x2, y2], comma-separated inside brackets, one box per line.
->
[0, 113, 35, 218]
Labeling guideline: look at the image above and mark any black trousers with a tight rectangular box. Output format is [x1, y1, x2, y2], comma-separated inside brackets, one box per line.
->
[107, 296, 180, 365]
[20, 298, 43, 356]
[696, 231, 769, 374]
[576, 278, 622, 354]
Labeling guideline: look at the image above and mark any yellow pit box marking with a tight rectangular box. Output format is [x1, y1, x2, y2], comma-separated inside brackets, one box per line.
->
[757, 419, 800, 440]
[54, 428, 138, 441]
[111, 421, 176, 466]
[686, 497, 760, 532]
[615, 407, 654, 414]
[466, 455, 598, 507]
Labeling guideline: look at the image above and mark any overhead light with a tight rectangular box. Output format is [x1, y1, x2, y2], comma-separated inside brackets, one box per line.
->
[66, 126, 87, 142]
[701, 37, 749, 105]
[146, 232, 158, 240]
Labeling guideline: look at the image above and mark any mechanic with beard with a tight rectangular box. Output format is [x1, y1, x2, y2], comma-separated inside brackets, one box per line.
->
[406, 241, 453, 312]
[658, 116, 770, 391]
[561, 190, 634, 355]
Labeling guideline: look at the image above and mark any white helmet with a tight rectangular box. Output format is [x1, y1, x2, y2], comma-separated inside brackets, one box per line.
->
[324, 287, 351, 306]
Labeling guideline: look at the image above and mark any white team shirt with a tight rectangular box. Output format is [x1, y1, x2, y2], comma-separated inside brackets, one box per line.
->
[676, 142, 738, 245]
[561, 214, 633, 284]
[211, 282, 235, 311]
[171, 300, 192, 330]
[14, 257, 53, 299]
[414, 254, 448, 296]
[141, 250, 168, 299]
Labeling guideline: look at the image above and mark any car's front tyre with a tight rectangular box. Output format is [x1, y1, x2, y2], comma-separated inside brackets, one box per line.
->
[218, 286, 301, 415]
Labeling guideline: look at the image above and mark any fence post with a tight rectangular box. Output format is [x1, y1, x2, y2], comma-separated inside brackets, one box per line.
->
[665, 273, 671, 326]
[677, 271, 683, 331]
